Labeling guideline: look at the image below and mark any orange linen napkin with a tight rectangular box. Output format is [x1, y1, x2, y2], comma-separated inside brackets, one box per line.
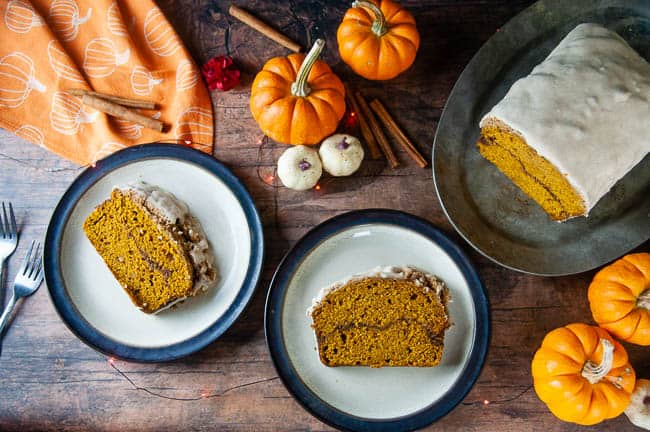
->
[0, 0, 213, 165]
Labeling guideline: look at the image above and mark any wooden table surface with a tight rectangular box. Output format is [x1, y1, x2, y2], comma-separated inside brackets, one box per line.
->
[0, 0, 648, 431]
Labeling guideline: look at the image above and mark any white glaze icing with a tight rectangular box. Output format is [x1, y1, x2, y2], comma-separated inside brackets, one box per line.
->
[319, 134, 364, 176]
[119, 182, 219, 303]
[480, 23, 650, 212]
[306, 265, 446, 318]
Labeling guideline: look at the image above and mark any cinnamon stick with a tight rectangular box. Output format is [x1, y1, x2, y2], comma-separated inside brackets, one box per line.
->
[67, 88, 156, 110]
[229, 5, 301, 53]
[345, 85, 382, 160]
[354, 92, 399, 168]
[369, 99, 428, 168]
[81, 94, 164, 132]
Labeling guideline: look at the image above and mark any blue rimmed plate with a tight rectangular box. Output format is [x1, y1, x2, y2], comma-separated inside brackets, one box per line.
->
[265, 210, 489, 432]
[45, 144, 264, 362]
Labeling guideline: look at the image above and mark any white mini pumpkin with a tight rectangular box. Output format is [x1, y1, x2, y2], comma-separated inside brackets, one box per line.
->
[626, 379, 650, 430]
[319, 134, 364, 176]
[277, 145, 322, 191]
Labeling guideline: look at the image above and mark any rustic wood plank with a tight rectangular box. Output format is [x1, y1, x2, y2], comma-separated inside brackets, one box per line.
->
[0, 1, 647, 431]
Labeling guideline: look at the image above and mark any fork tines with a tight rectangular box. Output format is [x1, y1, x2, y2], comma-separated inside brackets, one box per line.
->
[1, 202, 17, 240]
[20, 240, 41, 278]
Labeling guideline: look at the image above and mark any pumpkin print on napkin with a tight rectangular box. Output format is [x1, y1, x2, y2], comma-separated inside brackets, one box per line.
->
[0, 0, 213, 165]
[0, 51, 47, 107]
[4, 0, 44, 33]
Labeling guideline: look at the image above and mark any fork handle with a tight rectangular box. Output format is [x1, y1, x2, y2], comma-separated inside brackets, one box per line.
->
[0, 293, 17, 338]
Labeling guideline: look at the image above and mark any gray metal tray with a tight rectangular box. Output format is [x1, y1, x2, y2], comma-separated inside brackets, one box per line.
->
[433, 0, 650, 276]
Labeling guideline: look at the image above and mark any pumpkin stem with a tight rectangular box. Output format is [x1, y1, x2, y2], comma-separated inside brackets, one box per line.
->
[581, 339, 614, 384]
[75, 8, 92, 26]
[352, 1, 388, 37]
[28, 77, 46, 93]
[638, 290, 650, 310]
[291, 39, 325, 98]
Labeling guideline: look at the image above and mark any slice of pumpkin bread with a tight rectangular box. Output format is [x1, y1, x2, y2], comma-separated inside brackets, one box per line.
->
[308, 266, 450, 367]
[83, 182, 218, 314]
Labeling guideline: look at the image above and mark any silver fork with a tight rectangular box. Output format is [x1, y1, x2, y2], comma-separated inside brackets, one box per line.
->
[0, 240, 44, 338]
[0, 202, 18, 289]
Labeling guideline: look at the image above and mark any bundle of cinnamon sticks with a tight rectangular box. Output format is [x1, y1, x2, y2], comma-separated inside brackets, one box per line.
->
[346, 85, 427, 169]
[67, 88, 164, 132]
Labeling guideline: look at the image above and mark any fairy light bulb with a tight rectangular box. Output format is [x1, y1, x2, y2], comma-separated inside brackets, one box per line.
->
[344, 110, 358, 128]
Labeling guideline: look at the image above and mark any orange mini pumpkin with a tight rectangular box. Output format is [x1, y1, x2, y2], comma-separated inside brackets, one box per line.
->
[337, 0, 419, 80]
[531, 323, 635, 426]
[588, 252, 650, 346]
[250, 39, 345, 145]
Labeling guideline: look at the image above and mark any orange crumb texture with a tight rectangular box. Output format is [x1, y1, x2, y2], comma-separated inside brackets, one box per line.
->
[477, 120, 586, 221]
[83, 189, 194, 313]
[310, 277, 450, 368]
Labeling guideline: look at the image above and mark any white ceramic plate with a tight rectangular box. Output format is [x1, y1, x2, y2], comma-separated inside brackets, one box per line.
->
[45, 144, 264, 361]
[265, 210, 488, 431]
